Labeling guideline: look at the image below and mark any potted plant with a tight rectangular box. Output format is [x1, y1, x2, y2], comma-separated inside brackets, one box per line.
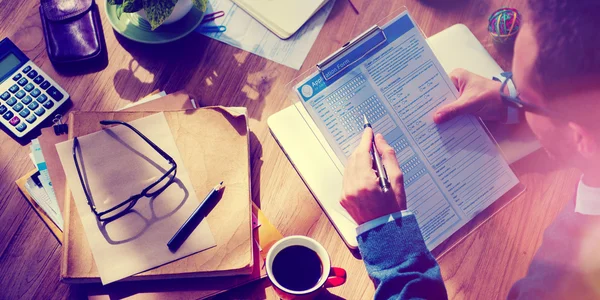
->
[108, 0, 208, 30]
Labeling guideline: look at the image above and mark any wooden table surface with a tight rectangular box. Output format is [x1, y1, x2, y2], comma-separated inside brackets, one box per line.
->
[0, 0, 582, 299]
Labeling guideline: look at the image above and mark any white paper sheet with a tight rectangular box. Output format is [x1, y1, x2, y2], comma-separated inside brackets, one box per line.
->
[56, 113, 216, 284]
[24, 173, 63, 231]
[119, 91, 167, 110]
[294, 12, 520, 249]
[197, 0, 335, 70]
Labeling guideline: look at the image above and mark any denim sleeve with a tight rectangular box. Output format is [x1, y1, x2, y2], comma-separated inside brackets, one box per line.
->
[357, 214, 448, 300]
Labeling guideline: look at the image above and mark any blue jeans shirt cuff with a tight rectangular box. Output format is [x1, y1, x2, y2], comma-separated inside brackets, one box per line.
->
[356, 210, 413, 236]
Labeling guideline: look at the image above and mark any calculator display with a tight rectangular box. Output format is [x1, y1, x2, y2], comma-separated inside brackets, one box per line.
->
[0, 53, 20, 78]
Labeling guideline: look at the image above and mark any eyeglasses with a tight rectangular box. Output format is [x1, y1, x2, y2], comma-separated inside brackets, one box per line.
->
[499, 72, 561, 118]
[72, 120, 178, 223]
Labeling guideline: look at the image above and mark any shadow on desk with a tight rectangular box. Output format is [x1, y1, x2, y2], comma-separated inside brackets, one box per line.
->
[111, 30, 277, 122]
[112, 32, 211, 102]
[250, 131, 264, 208]
[214, 277, 347, 300]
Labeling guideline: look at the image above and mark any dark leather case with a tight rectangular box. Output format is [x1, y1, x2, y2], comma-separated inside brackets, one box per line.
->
[39, 0, 106, 68]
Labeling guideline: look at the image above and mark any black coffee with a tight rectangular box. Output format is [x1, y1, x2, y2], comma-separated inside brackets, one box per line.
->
[272, 245, 323, 291]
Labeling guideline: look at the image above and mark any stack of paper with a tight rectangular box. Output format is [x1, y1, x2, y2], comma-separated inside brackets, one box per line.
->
[56, 113, 217, 284]
[16, 91, 262, 294]
[26, 139, 64, 231]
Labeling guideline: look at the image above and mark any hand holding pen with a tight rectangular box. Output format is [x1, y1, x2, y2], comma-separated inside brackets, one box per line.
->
[340, 117, 407, 225]
[363, 115, 389, 193]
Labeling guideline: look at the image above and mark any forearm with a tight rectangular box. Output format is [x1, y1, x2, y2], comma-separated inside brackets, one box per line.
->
[358, 213, 448, 300]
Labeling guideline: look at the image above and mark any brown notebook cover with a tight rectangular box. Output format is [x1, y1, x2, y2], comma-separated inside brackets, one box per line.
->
[85, 203, 283, 299]
[60, 107, 253, 283]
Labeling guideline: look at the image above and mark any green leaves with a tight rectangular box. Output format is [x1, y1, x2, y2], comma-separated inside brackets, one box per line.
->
[143, 0, 178, 30]
[116, 4, 124, 19]
[112, 0, 196, 30]
[191, 0, 208, 13]
[122, 0, 143, 13]
[110, 0, 140, 20]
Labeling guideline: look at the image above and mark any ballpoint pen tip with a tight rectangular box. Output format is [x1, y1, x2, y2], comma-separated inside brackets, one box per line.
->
[363, 114, 368, 124]
[219, 181, 224, 185]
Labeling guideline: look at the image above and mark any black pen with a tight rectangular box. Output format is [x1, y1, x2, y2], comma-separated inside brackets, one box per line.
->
[363, 115, 389, 193]
[168, 181, 224, 251]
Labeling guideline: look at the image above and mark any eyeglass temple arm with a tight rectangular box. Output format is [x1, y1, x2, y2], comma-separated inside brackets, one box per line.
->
[72, 137, 97, 211]
[100, 120, 176, 164]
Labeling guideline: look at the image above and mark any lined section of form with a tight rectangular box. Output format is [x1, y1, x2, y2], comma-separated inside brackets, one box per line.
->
[295, 12, 519, 249]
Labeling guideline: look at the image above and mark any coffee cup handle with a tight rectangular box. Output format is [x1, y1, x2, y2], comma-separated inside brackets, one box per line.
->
[324, 267, 347, 288]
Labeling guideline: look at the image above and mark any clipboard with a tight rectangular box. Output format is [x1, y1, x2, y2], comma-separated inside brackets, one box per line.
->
[271, 8, 528, 250]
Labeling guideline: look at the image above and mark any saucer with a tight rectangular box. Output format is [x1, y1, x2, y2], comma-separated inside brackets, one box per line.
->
[105, 4, 205, 44]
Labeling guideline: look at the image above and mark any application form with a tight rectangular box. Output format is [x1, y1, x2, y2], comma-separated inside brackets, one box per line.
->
[294, 12, 519, 249]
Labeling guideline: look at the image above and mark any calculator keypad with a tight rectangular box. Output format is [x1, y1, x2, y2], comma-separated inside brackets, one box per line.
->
[34, 107, 45, 116]
[0, 62, 69, 138]
[15, 122, 26, 132]
[43, 100, 54, 109]
[13, 102, 23, 112]
[9, 116, 19, 125]
[14, 90, 25, 99]
[19, 108, 29, 117]
[47, 86, 63, 100]
[22, 95, 32, 104]
[36, 94, 48, 103]
[33, 75, 44, 84]
[23, 83, 34, 92]
[25, 114, 36, 123]
[27, 70, 37, 79]
[3, 111, 13, 120]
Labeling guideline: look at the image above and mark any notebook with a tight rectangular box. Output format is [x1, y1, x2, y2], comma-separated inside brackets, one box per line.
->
[61, 107, 253, 283]
[231, 0, 330, 39]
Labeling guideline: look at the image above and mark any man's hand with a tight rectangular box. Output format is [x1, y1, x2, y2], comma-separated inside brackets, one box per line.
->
[434, 68, 507, 124]
[341, 128, 407, 225]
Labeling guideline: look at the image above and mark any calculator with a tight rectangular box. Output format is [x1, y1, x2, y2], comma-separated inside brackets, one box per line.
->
[0, 37, 69, 138]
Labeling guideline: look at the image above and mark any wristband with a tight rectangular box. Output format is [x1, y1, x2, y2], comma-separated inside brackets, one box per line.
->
[493, 72, 520, 124]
